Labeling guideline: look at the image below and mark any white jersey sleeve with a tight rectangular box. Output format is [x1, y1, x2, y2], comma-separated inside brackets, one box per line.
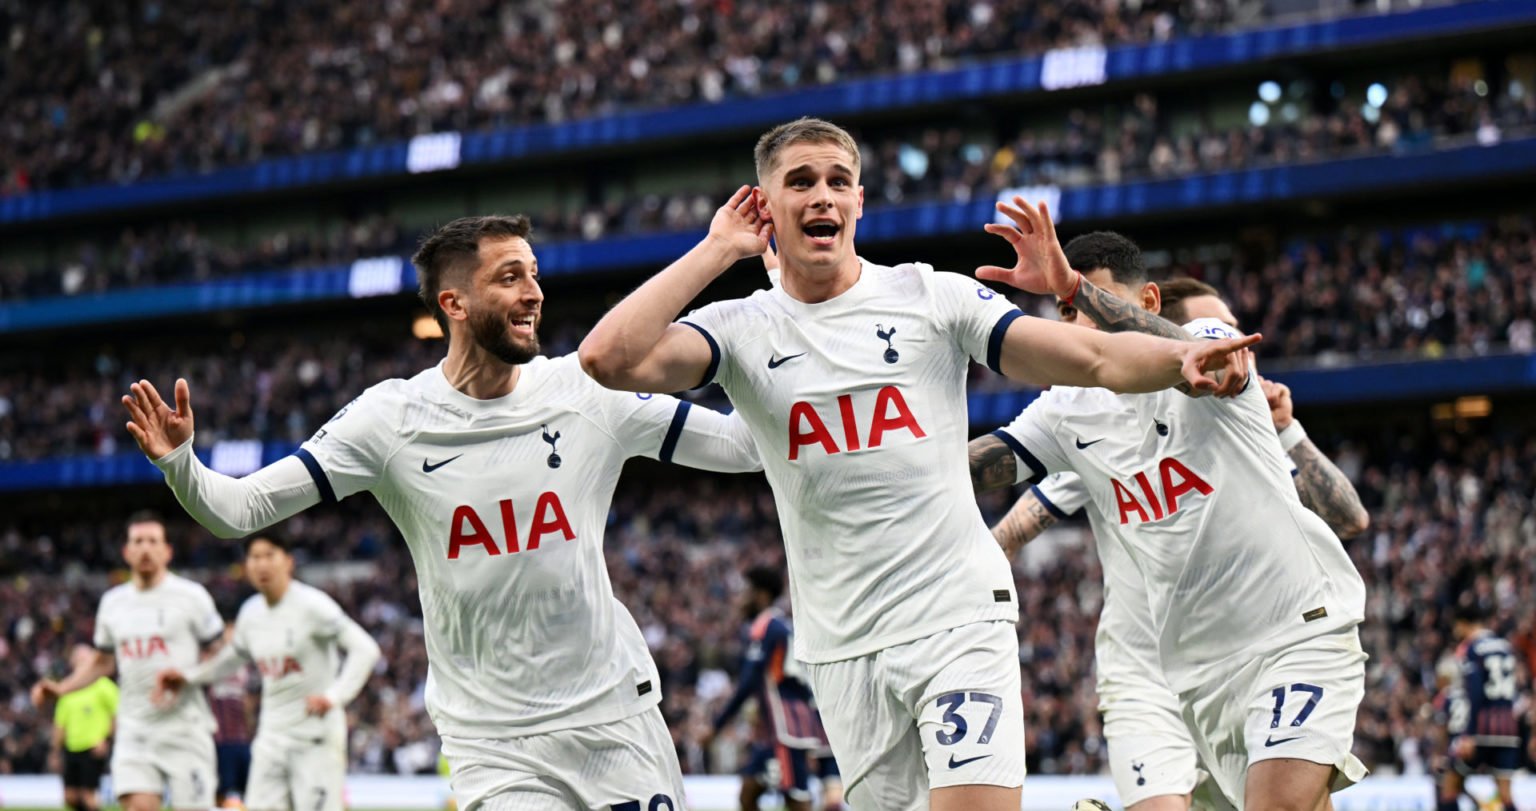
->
[677, 299, 740, 390]
[1031, 472, 1089, 520]
[585, 382, 759, 471]
[189, 582, 225, 646]
[296, 383, 407, 502]
[992, 390, 1075, 484]
[929, 271, 1025, 374]
[307, 590, 381, 708]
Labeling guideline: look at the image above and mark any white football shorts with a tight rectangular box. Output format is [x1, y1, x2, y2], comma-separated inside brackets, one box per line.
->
[109, 726, 216, 810]
[1179, 626, 1369, 809]
[803, 620, 1026, 808]
[441, 707, 685, 811]
[245, 732, 347, 811]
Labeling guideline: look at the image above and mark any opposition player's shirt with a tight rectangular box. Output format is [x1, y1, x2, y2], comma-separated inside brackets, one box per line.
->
[683, 259, 1022, 662]
[1447, 630, 1523, 746]
[54, 677, 118, 753]
[208, 665, 254, 745]
[93, 573, 223, 736]
[994, 319, 1366, 691]
[229, 581, 373, 744]
[713, 607, 828, 750]
[295, 353, 759, 737]
[1032, 473, 1179, 718]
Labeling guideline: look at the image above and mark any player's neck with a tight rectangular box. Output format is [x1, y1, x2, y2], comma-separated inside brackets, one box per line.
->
[779, 254, 862, 304]
[441, 343, 524, 400]
[260, 579, 291, 606]
[132, 569, 168, 591]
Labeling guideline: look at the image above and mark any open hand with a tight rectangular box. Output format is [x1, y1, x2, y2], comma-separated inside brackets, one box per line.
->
[707, 185, 773, 264]
[153, 669, 187, 706]
[977, 197, 1078, 297]
[122, 378, 194, 460]
[1180, 334, 1263, 396]
[1260, 377, 1294, 430]
[30, 680, 60, 707]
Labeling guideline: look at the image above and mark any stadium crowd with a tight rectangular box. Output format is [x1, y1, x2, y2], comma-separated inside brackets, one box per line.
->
[1, 0, 1281, 195]
[1, 421, 1532, 776]
[4, 68, 1530, 303]
[3, 213, 1532, 462]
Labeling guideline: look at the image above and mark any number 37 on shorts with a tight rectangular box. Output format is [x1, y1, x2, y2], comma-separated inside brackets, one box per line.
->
[920, 690, 1025, 785]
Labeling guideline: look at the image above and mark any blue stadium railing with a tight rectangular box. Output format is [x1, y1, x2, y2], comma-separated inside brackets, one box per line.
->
[2, 0, 1530, 227]
[6, 352, 1532, 492]
[7, 134, 1536, 335]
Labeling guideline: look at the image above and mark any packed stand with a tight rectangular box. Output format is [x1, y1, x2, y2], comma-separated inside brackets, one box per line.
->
[0, 0, 1280, 195]
[3, 423, 1535, 775]
[6, 209, 1535, 461]
[6, 68, 1532, 302]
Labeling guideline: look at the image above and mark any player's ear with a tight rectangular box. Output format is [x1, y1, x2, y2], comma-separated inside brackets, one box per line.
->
[754, 187, 772, 223]
[855, 183, 864, 219]
[1142, 282, 1162, 315]
[438, 288, 468, 323]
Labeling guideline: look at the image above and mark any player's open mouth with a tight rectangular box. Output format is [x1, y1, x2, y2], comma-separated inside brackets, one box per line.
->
[804, 220, 840, 246]
[509, 315, 537, 337]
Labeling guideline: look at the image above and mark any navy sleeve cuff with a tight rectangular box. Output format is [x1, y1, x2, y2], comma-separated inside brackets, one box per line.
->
[990, 429, 1047, 484]
[1029, 485, 1070, 520]
[293, 448, 338, 505]
[659, 402, 692, 463]
[986, 309, 1025, 375]
[679, 321, 721, 389]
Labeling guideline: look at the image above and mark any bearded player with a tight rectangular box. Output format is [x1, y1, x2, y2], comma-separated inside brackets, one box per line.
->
[122, 215, 762, 810]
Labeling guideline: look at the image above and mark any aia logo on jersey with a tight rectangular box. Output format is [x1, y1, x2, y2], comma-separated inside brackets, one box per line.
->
[118, 636, 170, 659]
[447, 492, 576, 559]
[256, 656, 303, 679]
[1111, 457, 1213, 525]
[788, 385, 926, 460]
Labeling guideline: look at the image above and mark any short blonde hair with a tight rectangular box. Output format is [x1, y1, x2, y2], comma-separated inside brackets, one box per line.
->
[754, 117, 861, 181]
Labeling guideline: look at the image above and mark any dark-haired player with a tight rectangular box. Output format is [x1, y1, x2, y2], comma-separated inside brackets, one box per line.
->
[1438, 603, 1524, 811]
[158, 535, 379, 811]
[33, 511, 224, 811]
[122, 214, 763, 809]
[712, 567, 842, 811]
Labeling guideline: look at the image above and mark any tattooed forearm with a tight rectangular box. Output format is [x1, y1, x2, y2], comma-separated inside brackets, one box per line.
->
[1073, 278, 1193, 341]
[992, 491, 1058, 560]
[1290, 438, 1370, 539]
[969, 434, 1017, 493]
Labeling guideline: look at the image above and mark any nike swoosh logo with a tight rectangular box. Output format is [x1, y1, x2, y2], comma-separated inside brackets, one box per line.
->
[767, 352, 807, 369]
[1264, 735, 1302, 747]
[948, 753, 993, 769]
[422, 455, 463, 473]
[1075, 437, 1105, 449]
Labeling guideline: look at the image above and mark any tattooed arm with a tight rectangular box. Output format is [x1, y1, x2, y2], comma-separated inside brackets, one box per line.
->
[969, 433, 1018, 493]
[1263, 378, 1369, 539]
[1289, 438, 1370, 539]
[1070, 277, 1194, 340]
[992, 489, 1061, 560]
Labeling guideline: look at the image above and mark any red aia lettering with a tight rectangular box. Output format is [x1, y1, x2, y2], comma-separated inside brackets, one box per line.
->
[1114, 457, 1213, 525]
[118, 637, 170, 659]
[787, 386, 926, 460]
[257, 656, 303, 678]
[447, 492, 576, 559]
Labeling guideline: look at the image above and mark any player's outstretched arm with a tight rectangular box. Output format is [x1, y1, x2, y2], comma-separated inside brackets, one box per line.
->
[669, 407, 763, 473]
[976, 199, 1253, 396]
[991, 489, 1061, 561]
[1263, 379, 1370, 539]
[123, 378, 322, 538]
[33, 650, 115, 706]
[580, 186, 772, 392]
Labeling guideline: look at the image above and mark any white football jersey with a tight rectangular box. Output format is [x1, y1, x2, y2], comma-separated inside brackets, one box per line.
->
[1032, 472, 1178, 715]
[995, 320, 1366, 691]
[94, 573, 223, 735]
[682, 259, 1023, 663]
[230, 581, 374, 744]
[296, 353, 758, 737]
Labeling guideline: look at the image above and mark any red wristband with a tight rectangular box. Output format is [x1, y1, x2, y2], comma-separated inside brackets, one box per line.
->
[1062, 271, 1084, 307]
